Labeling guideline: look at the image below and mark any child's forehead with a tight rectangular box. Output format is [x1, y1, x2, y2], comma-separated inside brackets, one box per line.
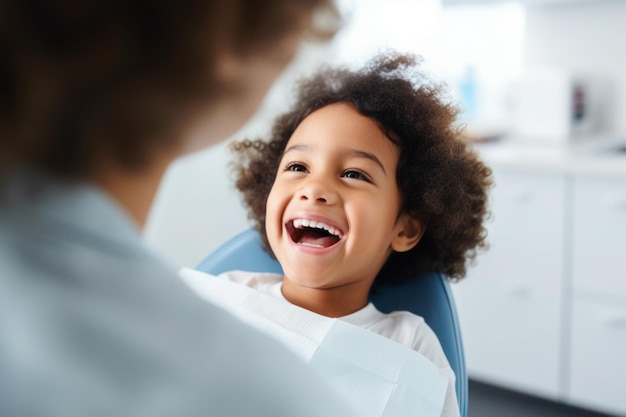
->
[284, 102, 397, 149]
[283, 104, 400, 164]
[290, 103, 389, 142]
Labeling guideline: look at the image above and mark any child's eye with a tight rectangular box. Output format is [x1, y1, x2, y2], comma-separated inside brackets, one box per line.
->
[284, 162, 308, 173]
[343, 170, 372, 183]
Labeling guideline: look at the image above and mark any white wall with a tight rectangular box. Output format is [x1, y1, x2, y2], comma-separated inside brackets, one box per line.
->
[523, 0, 626, 134]
[143, 142, 249, 269]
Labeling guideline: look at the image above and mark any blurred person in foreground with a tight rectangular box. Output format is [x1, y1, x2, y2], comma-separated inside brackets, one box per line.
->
[0, 1, 358, 416]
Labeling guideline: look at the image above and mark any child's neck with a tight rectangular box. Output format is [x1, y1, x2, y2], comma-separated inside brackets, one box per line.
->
[280, 279, 371, 318]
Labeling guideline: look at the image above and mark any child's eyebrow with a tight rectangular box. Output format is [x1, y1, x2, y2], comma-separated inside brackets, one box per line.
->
[283, 144, 310, 155]
[283, 144, 387, 175]
[348, 150, 387, 175]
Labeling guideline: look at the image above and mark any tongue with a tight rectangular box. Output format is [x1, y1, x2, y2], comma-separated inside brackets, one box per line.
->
[298, 230, 339, 248]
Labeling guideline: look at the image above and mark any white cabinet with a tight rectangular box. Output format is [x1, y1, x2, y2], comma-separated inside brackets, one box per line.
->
[454, 170, 626, 415]
[572, 177, 626, 299]
[568, 177, 626, 416]
[569, 293, 626, 416]
[453, 170, 565, 398]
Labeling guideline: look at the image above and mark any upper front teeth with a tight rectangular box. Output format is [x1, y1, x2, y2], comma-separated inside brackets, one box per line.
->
[293, 218, 343, 238]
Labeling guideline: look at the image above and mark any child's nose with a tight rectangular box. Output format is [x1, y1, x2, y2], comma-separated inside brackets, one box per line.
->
[297, 178, 336, 204]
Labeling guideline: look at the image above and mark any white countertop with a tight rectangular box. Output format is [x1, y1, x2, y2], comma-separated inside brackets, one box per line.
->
[474, 135, 626, 177]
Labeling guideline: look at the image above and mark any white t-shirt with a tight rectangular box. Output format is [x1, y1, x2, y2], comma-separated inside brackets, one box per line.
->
[218, 270, 461, 417]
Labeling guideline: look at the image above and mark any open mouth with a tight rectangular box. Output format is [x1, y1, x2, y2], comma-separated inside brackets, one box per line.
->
[286, 218, 343, 248]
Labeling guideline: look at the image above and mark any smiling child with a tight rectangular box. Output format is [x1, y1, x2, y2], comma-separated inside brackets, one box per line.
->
[192, 51, 492, 417]
[264, 102, 421, 318]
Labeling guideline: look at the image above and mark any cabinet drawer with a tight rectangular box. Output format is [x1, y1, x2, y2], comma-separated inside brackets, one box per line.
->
[454, 171, 565, 398]
[482, 171, 566, 291]
[569, 293, 626, 416]
[454, 279, 562, 398]
[572, 177, 626, 299]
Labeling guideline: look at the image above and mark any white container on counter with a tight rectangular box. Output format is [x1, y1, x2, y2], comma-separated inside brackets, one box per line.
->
[509, 68, 602, 143]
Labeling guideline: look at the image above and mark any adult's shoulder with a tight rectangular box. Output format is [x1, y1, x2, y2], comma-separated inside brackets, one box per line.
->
[0, 227, 354, 416]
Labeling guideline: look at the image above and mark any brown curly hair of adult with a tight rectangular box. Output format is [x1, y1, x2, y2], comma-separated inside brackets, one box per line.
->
[231, 51, 492, 284]
[0, 0, 339, 180]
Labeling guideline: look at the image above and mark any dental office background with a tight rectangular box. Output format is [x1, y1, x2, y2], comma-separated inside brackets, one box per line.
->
[145, 1, 626, 416]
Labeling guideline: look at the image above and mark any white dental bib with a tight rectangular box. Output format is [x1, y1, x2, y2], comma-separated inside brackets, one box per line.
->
[180, 268, 448, 417]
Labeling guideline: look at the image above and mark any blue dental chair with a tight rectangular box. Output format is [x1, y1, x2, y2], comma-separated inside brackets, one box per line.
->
[196, 228, 468, 417]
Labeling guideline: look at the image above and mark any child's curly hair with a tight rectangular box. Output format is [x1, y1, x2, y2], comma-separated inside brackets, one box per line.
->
[231, 51, 492, 285]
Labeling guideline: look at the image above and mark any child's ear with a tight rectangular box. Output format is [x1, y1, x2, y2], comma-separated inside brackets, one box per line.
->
[391, 215, 425, 253]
